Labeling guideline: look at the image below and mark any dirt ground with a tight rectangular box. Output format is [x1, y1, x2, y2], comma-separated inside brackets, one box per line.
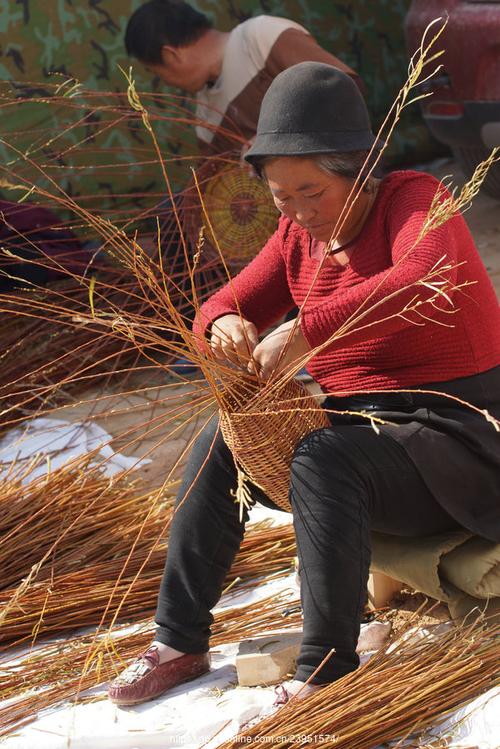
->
[53, 156, 500, 486]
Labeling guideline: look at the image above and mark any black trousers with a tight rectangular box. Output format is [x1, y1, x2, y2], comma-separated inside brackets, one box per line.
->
[155, 415, 459, 683]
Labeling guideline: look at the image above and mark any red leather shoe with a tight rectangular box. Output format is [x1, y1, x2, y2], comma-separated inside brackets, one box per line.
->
[108, 646, 210, 706]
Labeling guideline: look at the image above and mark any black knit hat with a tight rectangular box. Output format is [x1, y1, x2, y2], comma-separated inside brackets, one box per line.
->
[245, 62, 379, 164]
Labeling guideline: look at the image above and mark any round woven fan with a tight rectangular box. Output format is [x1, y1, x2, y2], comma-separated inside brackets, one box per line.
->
[183, 163, 279, 270]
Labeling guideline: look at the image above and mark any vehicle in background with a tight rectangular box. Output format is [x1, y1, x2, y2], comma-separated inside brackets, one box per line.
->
[405, 0, 500, 198]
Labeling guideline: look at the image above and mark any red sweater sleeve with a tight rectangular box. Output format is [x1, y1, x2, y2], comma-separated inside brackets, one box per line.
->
[300, 177, 461, 349]
[193, 217, 295, 342]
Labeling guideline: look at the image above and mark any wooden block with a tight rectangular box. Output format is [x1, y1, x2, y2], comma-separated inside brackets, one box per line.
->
[367, 571, 403, 609]
[236, 631, 302, 687]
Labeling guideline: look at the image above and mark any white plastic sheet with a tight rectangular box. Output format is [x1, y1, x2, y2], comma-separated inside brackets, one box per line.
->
[0, 417, 150, 480]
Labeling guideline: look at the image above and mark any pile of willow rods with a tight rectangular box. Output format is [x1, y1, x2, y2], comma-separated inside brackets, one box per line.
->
[0, 276, 149, 419]
[0, 591, 302, 737]
[0, 453, 169, 591]
[1, 452, 296, 645]
[0, 520, 296, 646]
[0, 253, 224, 426]
[216, 618, 499, 749]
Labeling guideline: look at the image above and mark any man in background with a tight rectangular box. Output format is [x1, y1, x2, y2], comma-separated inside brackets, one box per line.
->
[125, 0, 362, 154]
[124, 2, 362, 377]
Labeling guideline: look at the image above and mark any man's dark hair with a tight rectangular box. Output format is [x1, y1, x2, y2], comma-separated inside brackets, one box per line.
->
[125, 0, 212, 64]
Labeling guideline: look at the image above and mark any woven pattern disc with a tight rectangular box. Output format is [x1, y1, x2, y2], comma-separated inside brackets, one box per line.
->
[184, 164, 279, 268]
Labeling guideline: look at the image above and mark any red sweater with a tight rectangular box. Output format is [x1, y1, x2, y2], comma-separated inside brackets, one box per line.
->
[195, 171, 500, 394]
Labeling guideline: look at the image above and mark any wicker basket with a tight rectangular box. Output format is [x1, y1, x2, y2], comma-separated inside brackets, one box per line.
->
[219, 375, 330, 512]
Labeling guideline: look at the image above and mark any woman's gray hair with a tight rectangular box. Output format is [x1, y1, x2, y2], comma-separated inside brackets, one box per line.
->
[314, 151, 371, 180]
[253, 150, 380, 181]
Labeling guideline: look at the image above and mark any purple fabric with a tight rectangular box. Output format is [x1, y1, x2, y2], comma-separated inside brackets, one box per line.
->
[0, 199, 89, 285]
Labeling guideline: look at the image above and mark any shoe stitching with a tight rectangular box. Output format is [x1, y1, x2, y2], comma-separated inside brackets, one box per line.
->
[113, 647, 160, 686]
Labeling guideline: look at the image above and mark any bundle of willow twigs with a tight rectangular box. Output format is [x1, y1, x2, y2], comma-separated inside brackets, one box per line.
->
[0, 453, 169, 592]
[0, 84, 256, 423]
[0, 276, 144, 416]
[1, 447, 296, 645]
[0, 260, 219, 423]
[216, 617, 500, 749]
[0, 516, 296, 646]
[0, 591, 302, 737]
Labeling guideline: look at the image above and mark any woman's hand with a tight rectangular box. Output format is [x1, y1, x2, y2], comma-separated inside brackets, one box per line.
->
[210, 314, 259, 367]
[249, 318, 310, 380]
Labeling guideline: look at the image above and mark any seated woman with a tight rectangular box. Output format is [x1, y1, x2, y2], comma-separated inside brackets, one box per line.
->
[108, 62, 500, 706]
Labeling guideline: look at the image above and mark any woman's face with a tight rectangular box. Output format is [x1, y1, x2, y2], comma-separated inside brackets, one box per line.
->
[264, 156, 358, 243]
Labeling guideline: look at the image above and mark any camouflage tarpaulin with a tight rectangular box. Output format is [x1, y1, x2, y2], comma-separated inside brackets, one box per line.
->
[0, 0, 441, 207]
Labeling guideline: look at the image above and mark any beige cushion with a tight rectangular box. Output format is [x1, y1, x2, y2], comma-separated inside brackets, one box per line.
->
[439, 536, 500, 599]
[370, 531, 500, 620]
